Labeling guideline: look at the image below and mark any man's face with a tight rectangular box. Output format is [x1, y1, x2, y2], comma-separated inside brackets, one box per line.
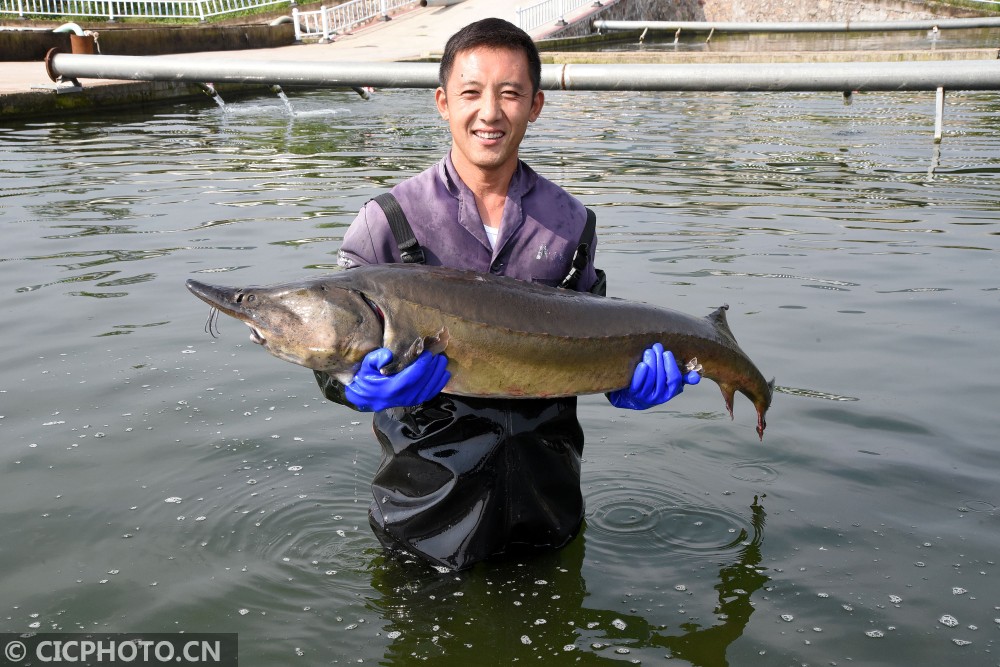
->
[435, 46, 544, 179]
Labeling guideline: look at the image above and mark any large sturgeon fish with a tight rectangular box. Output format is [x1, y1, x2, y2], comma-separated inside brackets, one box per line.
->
[186, 264, 774, 438]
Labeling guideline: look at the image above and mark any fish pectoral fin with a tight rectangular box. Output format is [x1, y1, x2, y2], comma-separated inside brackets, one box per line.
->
[424, 327, 450, 356]
[380, 328, 450, 375]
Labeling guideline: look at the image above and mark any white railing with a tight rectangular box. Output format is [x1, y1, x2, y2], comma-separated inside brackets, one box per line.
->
[1, 0, 291, 20]
[514, 0, 596, 34]
[292, 0, 415, 41]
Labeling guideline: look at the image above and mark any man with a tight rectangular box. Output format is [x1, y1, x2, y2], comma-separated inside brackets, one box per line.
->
[315, 18, 699, 571]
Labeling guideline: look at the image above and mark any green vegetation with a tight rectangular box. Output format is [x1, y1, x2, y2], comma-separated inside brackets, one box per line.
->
[4, 0, 327, 26]
[929, 0, 1000, 15]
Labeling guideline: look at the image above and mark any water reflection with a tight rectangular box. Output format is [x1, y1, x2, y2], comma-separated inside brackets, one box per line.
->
[368, 497, 767, 665]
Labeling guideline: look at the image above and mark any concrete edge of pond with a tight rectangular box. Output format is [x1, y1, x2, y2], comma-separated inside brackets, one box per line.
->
[3, 47, 999, 122]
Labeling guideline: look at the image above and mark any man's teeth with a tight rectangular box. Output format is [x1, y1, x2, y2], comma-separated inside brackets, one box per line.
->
[476, 131, 503, 139]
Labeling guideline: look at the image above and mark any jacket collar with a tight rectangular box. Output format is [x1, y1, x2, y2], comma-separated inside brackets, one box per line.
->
[437, 153, 539, 258]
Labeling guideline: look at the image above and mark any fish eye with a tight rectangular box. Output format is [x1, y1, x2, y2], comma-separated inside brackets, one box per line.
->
[246, 294, 256, 302]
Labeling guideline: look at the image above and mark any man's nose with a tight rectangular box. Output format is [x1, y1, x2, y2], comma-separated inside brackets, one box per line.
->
[478, 90, 502, 123]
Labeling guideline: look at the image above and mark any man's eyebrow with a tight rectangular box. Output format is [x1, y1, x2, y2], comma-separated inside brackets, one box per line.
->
[499, 80, 528, 91]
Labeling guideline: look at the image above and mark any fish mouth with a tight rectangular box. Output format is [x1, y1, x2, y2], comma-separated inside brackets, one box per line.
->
[187, 279, 266, 345]
[247, 325, 266, 346]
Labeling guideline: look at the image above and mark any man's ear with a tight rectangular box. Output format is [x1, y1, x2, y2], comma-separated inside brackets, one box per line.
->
[529, 89, 545, 123]
[435, 87, 449, 120]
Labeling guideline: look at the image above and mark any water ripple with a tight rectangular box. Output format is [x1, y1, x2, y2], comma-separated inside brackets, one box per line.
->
[584, 469, 759, 562]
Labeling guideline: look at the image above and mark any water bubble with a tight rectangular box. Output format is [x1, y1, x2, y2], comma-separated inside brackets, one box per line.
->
[614, 647, 631, 655]
[865, 630, 884, 638]
[164, 497, 182, 504]
[781, 614, 794, 622]
[520, 635, 531, 645]
[952, 587, 967, 595]
[952, 639, 972, 646]
[563, 644, 576, 651]
[386, 631, 401, 640]
[817, 593, 830, 598]
[533, 618, 546, 626]
[238, 609, 249, 616]
[288, 466, 302, 472]
[612, 619, 627, 630]
[889, 595, 902, 604]
[940, 615, 959, 627]
[675, 585, 687, 592]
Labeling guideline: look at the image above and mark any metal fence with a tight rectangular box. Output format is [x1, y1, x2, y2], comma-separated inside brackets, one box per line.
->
[291, 0, 415, 41]
[0, 0, 290, 20]
[513, 0, 596, 34]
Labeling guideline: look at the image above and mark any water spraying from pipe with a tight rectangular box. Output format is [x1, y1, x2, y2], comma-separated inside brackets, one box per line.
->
[198, 83, 227, 111]
[271, 84, 295, 115]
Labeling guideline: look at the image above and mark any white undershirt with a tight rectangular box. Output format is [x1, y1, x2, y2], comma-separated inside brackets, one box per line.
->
[483, 224, 499, 249]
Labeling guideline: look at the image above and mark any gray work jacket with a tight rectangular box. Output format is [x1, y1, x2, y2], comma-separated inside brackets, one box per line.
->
[338, 154, 599, 291]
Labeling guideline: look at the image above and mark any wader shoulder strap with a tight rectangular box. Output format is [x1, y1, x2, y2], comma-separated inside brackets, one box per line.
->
[371, 192, 426, 264]
[560, 207, 607, 295]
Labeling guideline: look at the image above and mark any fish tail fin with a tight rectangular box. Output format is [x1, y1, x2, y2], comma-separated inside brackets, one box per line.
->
[754, 378, 775, 441]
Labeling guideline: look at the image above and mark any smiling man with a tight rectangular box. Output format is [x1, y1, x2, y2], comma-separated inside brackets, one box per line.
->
[316, 18, 699, 571]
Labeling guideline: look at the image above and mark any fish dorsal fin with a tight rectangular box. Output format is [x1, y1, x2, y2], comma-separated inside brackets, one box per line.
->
[707, 304, 737, 343]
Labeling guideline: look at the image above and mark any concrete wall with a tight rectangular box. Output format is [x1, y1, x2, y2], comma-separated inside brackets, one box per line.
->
[541, 0, 706, 39]
[704, 0, 981, 22]
[543, 0, 983, 39]
[1, 22, 295, 61]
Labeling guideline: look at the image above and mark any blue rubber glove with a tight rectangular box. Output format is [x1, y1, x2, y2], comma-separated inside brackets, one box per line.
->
[345, 347, 450, 412]
[608, 343, 700, 410]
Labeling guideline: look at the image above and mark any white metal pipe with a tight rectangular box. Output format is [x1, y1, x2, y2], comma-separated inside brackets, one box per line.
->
[594, 17, 1000, 33]
[52, 22, 86, 36]
[46, 53, 1000, 92]
[548, 60, 1000, 92]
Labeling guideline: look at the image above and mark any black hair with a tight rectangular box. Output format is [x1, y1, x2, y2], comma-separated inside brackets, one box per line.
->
[438, 18, 542, 94]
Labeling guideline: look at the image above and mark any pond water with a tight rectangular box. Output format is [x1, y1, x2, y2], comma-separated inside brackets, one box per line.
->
[1, 85, 999, 665]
